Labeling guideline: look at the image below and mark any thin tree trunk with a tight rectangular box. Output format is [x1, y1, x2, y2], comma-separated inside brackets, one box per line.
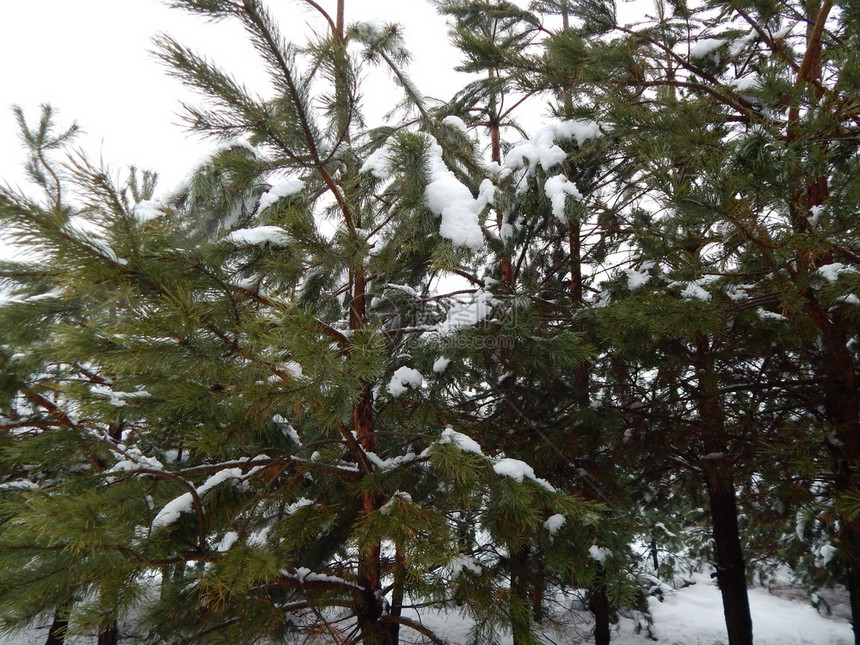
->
[706, 469, 753, 645]
[822, 329, 860, 645]
[487, 71, 513, 290]
[842, 516, 860, 645]
[44, 610, 67, 645]
[336, 0, 389, 638]
[589, 580, 611, 645]
[353, 378, 391, 645]
[695, 340, 753, 645]
[387, 545, 406, 644]
[509, 546, 532, 645]
[531, 556, 546, 623]
[97, 623, 118, 645]
[784, 3, 860, 629]
[783, 0, 859, 629]
[336, 0, 345, 40]
[650, 537, 660, 571]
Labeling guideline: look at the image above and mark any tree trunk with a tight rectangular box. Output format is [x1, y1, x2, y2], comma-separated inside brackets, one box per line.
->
[531, 555, 546, 623]
[821, 327, 860, 645]
[355, 585, 394, 645]
[841, 515, 860, 645]
[509, 546, 533, 645]
[487, 76, 513, 291]
[695, 339, 753, 645]
[387, 545, 406, 645]
[352, 379, 391, 645]
[589, 581, 611, 645]
[97, 623, 118, 645]
[706, 469, 753, 645]
[44, 610, 67, 645]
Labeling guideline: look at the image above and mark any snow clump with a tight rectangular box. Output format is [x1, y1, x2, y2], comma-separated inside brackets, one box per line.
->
[817, 262, 856, 282]
[690, 38, 724, 58]
[387, 366, 424, 397]
[133, 200, 164, 222]
[360, 137, 397, 179]
[493, 458, 556, 492]
[257, 177, 304, 213]
[442, 115, 468, 132]
[437, 289, 496, 334]
[440, 427, 485, 456]
[423, 135, 487, 249]
[505, 120, 601, 175]
[433, 356, 452, 374]
[544, 514, 566, 537]
[588, 544, 611, 563]
[544, 174, 582, 222]
[152, 468, 243, 529]
[225, 226, 290, 247]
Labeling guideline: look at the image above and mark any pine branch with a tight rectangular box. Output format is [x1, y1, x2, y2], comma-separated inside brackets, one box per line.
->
[231, 0, 359, 232]
[379, 615, 451, 645]
[300, 0, 338, 36]
[612, 24, 761, 120]
[131, 468, 209, 549]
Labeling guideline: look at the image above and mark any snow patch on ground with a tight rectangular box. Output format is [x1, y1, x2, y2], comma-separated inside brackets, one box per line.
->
[642, 573, 852, 645]
[1, 571, 852, 644]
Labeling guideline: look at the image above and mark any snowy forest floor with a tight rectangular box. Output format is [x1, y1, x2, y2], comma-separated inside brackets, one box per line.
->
[1, 572, 853, 645]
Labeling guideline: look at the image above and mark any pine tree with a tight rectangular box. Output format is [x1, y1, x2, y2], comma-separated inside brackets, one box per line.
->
[433, 3, 644, 643]
[0, 2, 600, 644]
[544, 0, 859, 643]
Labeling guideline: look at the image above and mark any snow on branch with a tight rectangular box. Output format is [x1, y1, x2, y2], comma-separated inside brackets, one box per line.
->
[387, 366, 424, 397]
[152, 467, 243, 529]
[438, 427, 556, 492]
[423, 134, 486, 250]
[257, 177, 304, 213]
[505, 120, 601, 176]
[224, 225, 291, 246]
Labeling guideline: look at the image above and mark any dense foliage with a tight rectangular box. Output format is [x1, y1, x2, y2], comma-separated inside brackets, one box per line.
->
[0, 0, 857, 644]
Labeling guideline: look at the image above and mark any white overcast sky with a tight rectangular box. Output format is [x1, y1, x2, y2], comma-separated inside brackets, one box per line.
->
[0, 0, 476, 196]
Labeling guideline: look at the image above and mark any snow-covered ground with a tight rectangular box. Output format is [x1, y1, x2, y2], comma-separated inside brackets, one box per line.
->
[632, 573, 852, 644]
[412, 573, 853, 645]
[3, 573, 852, 644]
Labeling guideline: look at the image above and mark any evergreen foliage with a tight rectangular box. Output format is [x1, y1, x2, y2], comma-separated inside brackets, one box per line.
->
[0, 2, 601, 644]
[0, 0, 858, 644]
